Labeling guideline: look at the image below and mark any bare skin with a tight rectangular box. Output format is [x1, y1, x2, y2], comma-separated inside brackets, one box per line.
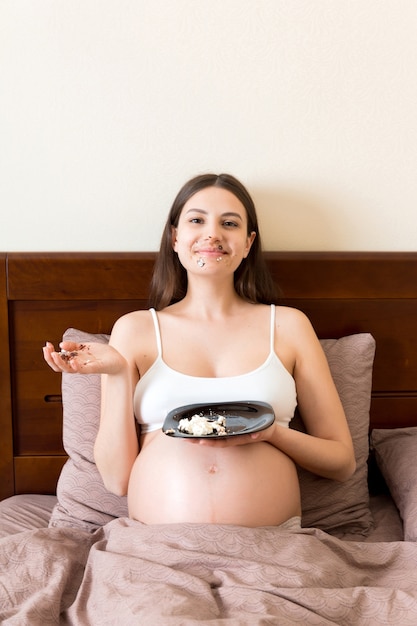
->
[44, 186, 355, 527]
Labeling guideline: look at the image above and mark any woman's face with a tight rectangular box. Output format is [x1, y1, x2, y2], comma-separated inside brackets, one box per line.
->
[172, 186, 256, 274]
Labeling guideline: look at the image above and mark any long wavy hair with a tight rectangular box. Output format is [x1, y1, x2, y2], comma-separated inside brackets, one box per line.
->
[149, 173, 281, 309]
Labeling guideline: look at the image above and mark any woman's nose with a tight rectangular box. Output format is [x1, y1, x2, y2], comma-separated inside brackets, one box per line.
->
[205, 233, 221, 243]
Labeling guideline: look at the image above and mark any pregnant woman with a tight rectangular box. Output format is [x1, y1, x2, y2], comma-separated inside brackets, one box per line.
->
[43, 172, 355, 528]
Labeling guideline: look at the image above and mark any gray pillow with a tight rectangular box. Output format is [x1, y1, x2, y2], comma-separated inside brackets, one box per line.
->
[50, 329, 375, 537]
[49, 329, 127, 532]
[292, 333, 375, 538]
[371, 427, 417, 541]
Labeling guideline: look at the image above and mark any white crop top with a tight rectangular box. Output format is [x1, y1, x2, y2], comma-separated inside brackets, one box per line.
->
[134, 305, 297, 434]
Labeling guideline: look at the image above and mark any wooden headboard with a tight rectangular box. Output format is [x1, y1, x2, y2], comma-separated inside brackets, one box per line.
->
[1, 251, 416, 501]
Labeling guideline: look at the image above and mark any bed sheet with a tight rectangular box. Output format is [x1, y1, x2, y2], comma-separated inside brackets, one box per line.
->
[0, 494, 57, 539]
[1, 515, 417, 625]
[0, 492, 403, 542]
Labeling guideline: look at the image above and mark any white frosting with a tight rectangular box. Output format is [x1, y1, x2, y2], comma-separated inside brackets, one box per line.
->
[178, 414, 227, 436]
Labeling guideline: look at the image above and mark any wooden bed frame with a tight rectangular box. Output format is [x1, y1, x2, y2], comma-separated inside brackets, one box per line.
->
[1, 251, 417, 502]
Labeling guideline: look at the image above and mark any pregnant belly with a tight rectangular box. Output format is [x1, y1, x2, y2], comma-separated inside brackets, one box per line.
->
[127, 431, 301, 527]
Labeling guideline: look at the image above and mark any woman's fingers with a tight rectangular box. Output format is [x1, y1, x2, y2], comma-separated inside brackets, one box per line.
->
[43, 340, 126, 376]
[43, 343, 63, 372]
[42, 341, 87, 373]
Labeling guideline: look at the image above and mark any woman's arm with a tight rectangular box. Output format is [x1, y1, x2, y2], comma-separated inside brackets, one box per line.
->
[43, 314, 141, 496]
[279, 308, 356, 481]
[93, 316, 140, 496]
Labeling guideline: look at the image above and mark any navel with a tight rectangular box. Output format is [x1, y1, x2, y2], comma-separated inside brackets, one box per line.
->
[207, 464, 218, 474]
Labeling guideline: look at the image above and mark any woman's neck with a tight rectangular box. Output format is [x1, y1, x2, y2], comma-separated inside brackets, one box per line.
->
[174, 279, 246, 320]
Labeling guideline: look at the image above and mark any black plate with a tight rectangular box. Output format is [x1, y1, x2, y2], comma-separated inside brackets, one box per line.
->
[162, 401, 275, 438]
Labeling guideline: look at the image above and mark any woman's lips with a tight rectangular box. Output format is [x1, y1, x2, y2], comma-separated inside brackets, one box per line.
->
[197, 248, 226, 255]
[195, 248, 225, 268]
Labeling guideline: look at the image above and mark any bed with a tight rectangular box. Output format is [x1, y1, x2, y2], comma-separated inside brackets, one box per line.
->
[1, 251, 417, 624]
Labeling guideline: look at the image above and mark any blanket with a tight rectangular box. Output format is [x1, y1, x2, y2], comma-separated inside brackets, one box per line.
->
[1, 517, 417, 625]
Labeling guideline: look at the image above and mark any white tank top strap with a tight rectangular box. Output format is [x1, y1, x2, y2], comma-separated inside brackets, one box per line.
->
[150, 308, 162, 357]
[270, 304, 276, 351]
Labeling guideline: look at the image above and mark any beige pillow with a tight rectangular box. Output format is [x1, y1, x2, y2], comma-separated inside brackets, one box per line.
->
[371, 427, 417, 541]
[49, 329, 128, 532]
[50, 328, 375, 537]
[292, 333, 375, 538]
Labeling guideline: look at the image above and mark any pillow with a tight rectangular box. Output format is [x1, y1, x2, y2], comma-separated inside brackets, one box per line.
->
[49, 329, 128, 532]
[371, 427, 417, 541]
[50, 328, 375, 537]
[292, 333, 376, 539]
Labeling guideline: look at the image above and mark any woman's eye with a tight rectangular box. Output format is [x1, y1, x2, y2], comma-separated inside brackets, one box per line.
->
[223, 221, 238, 228]
[190, 218, 203, 224]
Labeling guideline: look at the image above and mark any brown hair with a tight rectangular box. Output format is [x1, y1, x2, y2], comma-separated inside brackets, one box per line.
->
[149, 173, 281, 309]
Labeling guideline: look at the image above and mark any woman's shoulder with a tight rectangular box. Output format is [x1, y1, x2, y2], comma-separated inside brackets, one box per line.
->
[275, 305, 317, 338]
[275, 304, 311, 324]
[111, 308, 154, 335]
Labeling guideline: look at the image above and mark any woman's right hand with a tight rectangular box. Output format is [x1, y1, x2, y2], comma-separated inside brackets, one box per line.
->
[43, 340, 128, 376]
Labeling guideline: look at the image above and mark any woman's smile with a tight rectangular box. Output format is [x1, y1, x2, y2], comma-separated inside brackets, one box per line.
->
[172, 186, 256, 274]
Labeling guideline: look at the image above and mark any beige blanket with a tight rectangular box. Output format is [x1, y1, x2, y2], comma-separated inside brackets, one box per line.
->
[1, 517, 417, 625]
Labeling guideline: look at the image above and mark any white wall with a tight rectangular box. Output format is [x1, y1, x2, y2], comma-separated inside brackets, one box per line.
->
[1, 0, 417, 251]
